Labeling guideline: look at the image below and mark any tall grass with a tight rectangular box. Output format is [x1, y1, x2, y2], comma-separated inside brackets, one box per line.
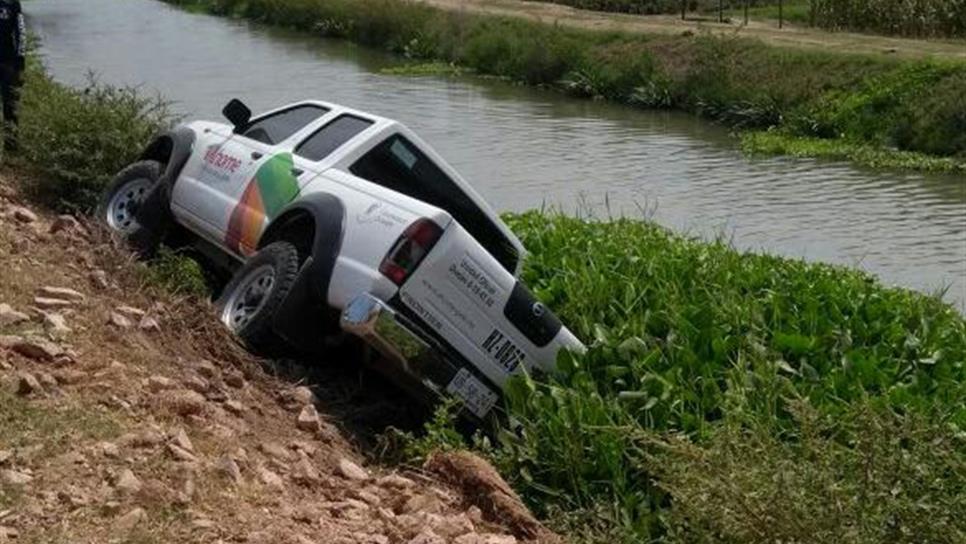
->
[164, 0, 966, 170]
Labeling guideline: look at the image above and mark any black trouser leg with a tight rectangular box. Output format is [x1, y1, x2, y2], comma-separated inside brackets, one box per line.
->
[0, 64, 21, 149]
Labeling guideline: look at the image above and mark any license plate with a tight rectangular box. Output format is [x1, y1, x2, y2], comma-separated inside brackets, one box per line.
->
[446, 368, 498, 418]
[481, 328, 526, 373]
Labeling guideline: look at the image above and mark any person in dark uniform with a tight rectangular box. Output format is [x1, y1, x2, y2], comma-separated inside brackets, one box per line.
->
[0, 0, 24, 149]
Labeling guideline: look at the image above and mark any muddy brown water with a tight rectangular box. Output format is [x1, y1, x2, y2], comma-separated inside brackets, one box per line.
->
[28, 0, 966, 309]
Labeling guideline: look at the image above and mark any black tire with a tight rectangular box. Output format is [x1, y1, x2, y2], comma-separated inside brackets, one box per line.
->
[96, 160, 164, 256]
[215, 241, 300, 356]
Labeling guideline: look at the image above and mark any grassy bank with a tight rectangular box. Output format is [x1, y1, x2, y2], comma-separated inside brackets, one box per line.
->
[14, 50, 966, 544]
[161, 0, 966, 173]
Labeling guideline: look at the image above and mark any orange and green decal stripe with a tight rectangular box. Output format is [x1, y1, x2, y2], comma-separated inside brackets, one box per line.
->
[226, 152, 300, 255]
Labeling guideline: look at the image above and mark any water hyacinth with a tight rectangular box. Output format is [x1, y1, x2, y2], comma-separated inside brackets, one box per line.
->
[495, 211, 966, 539]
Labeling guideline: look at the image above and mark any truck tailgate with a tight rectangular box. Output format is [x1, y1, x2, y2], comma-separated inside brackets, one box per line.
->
[397, 221, 576, 388]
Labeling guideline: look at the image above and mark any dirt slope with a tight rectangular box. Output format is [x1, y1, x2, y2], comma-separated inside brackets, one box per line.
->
[0, 171, 557, 544]
[418, 0, 966, 60]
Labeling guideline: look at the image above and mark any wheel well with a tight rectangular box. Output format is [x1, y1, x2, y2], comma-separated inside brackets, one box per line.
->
[140, 136, 174, 167]
[258, 211, 315, 262]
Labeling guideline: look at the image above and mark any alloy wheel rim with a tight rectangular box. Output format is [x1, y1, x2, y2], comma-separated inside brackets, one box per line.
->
[221, 265, 276, 332]
[106, 178, 153, 233]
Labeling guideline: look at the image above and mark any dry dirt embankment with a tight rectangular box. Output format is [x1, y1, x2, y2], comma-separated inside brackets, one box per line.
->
[419, 0, 966, 60]
[0, 171, 557, 544]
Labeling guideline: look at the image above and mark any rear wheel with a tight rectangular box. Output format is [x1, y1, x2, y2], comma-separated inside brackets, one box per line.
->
[216, 242, 300, 356]
[97, 160, 164, 255]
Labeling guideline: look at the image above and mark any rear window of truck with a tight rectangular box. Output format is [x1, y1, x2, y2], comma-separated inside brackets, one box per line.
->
[350, 135, 519, 273]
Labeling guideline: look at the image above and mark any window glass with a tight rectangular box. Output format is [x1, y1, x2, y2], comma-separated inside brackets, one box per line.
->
[242, 105, 328, 145]
[295, 115, 373, 161]
[350, 135, 519, 272]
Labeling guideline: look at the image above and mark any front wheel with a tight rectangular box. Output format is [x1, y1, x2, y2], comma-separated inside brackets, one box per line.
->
[97, 160, 164, 255]
[215, 241, 300, 356]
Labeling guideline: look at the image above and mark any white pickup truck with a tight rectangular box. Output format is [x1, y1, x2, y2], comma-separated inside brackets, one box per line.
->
[100, 99, 583, 417]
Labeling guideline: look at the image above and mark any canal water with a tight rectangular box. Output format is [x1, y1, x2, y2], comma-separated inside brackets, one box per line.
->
[27, 0, 966, 308]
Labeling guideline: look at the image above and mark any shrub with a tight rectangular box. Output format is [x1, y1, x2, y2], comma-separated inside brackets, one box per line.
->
[893, 72, 966, 158]
[145, 248, 210, 297]
[18, 61, 172, 211]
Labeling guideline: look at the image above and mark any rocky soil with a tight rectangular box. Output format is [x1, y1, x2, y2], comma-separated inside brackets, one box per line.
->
[0, 172, 558, 544]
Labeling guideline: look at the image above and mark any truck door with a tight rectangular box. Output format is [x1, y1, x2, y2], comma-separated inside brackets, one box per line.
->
[171, 105, 329, 255]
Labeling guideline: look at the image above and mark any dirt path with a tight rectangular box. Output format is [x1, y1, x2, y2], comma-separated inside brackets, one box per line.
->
[418, 0, 966, 60]
[0, 171, 556, 544]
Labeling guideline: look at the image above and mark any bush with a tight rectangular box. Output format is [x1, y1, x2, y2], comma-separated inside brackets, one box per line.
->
[144, 248, 210, 297]
[18, 61, 172, 211]
[893, 72, 966, 158]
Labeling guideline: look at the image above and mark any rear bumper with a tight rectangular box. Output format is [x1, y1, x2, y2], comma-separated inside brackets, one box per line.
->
[340, 293, 500, 418]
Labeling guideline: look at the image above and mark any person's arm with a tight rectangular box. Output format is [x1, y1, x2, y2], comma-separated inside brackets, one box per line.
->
[14, 2, 24, 71]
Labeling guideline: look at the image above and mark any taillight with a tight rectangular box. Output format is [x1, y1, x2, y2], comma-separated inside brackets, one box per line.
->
[380, 218, 443, 286]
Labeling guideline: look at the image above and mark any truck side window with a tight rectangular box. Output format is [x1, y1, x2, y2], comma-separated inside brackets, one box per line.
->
[350, 135, 519, 272]
[295, 115, 373, 162]
[242, 105, 329, 146]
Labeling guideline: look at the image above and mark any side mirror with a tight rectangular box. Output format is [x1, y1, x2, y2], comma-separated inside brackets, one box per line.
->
[222, 99, 252, 132]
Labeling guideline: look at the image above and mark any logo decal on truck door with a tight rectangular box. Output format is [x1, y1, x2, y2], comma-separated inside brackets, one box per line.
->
[226, 152, 300, 255]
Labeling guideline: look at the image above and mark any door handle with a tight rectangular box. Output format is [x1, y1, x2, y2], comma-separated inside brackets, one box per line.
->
[250, 152, 263, 160]
[290, 168, 304, 177]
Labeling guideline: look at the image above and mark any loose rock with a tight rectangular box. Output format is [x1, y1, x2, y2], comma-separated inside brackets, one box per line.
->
[11, 206, 37, 223]
[296, 404, 321, 432]
[108, 311, 133, 329]
[0, 469, 33, 485]
[170, 427, 194, 453]
[224, 400, 245, 416]
[114, 469, 142, 494]
[114, 507, 147, 532]
[409, 531, 447, 544]
[89, 270, 109, 290]
[293, 454, 321, 485]
[337, 458, 369, 481]
[257, 466, 284, 489]
[11, 336, 63, 362]
[38, 286, 85, 302]
[195, 360, 218, 378]
[224, 370, 246, 388]
[49, 214, 86, 236]
[168, 443, 199, 463]
[97, 441, 120, 459]
[115, 305, 146, 318]
[183, 375, 208, 393]
[217, 455, 243, 484]
[43, 313, 71, 336]
[146, 375, 176, 393]
[33, 297, 74, 310]
[164, 390, 206, 417]
[138, 315, 161, 332]
[0, 303, 28, 327]
[16, 373, 43, 396]
[53, 369, 87, 385]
